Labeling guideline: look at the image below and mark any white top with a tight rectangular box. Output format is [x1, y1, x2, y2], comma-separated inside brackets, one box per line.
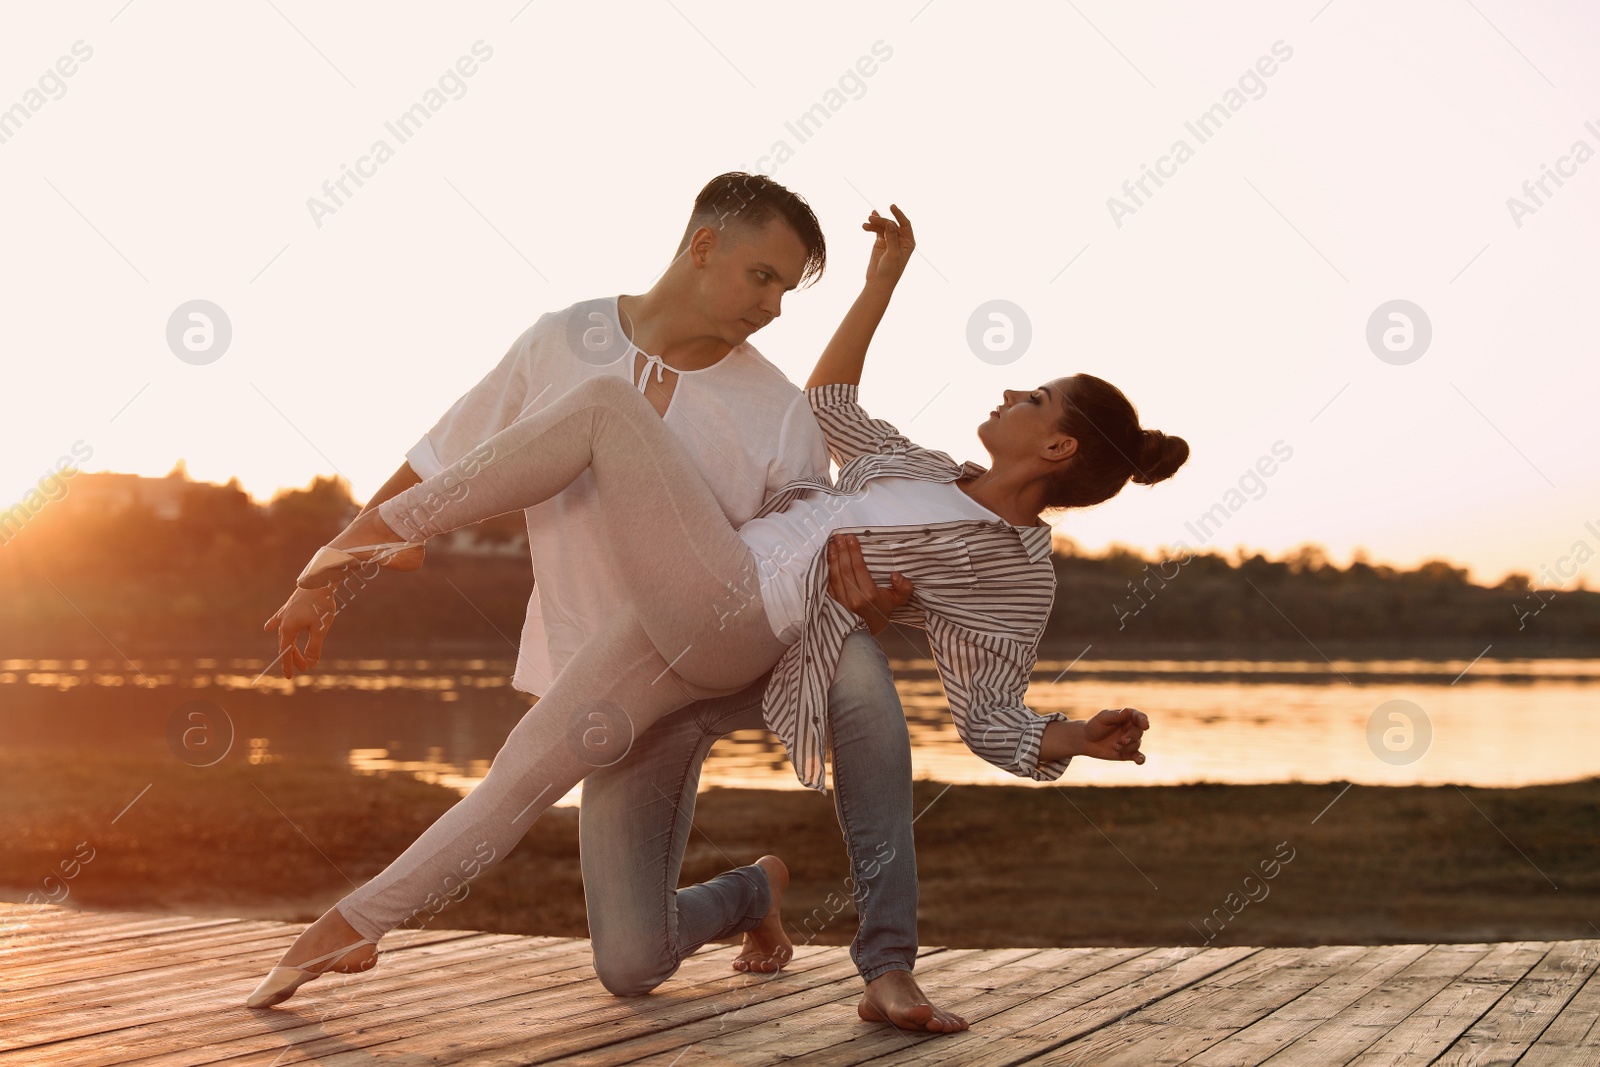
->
[406, 296, 830, 696]
[737, 476, 1004, 643]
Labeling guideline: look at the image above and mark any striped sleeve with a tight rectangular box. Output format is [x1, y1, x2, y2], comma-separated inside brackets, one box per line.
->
[925, 618, 1073, 782]
[804, 383, 915, 468]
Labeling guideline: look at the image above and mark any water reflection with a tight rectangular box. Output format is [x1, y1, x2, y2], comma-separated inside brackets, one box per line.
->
[349, 747, 495, 798]
[4, 656, 1597, 799]
[347, 726, 804, 807]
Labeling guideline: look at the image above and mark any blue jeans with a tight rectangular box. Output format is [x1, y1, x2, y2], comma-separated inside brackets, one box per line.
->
[579, 628, 917, 995]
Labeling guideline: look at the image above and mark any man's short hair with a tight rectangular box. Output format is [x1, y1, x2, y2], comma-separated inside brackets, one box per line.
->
[676, 172, 826, 287]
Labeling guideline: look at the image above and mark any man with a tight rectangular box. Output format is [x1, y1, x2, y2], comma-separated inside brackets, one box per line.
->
[266, 173, 967, 1032]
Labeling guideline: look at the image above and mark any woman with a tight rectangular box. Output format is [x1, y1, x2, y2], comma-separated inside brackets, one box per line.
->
[247, 205, 1187, 1008]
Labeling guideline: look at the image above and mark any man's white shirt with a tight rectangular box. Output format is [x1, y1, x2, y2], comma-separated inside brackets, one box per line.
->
[406, 295, 830, 696]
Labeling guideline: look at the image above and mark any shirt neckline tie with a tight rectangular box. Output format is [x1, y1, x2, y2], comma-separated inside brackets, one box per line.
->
[635, 351, 669, 393]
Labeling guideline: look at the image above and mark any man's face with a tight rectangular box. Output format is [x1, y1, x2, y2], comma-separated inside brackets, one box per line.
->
[691, 216, 809, 346]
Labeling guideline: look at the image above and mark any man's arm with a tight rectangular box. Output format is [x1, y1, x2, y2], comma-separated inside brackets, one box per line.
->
[263, 460, 424, 679]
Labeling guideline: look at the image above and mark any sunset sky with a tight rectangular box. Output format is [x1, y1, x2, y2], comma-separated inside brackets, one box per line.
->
[3, 1, 1597, 590]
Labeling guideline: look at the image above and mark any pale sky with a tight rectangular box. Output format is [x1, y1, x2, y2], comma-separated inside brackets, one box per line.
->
[3, 1, 1597, 590]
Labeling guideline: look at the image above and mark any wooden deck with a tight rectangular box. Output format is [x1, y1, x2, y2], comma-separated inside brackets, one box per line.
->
[1, 904, 1595, 1065]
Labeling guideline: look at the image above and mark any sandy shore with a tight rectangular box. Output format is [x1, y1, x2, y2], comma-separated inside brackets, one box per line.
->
[3, 752, 1595, 949]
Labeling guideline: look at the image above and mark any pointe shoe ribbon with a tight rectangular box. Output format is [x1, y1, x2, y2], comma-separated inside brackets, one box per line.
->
[296, 541, 425, 590]
[245, 936, 377, 1008]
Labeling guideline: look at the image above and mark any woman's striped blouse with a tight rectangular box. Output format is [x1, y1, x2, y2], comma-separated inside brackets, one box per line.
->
[752, 383, 1072, 793]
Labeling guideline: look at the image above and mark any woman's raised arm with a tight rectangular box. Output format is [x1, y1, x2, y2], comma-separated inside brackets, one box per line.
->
[805, 204, 916, 390]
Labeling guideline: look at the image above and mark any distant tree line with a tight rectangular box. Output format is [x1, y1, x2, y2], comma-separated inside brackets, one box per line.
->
[1043, 540, 1597, 654]
[0, 470, 1594, 659]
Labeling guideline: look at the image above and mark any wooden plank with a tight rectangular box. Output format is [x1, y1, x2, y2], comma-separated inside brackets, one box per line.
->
[1517, 963, 1600, 1065]
[111, 938, 898, 1067]
[272, 945, 963, 1067]
[684, 946, 1267, 1067]
[0, 921, 291, 991]
[0, 924, 484, 1014]
[1027, 945, 1372, 1065]
[3, 940, 507, 1056]
[770, 948, 1160, 1067]
[1, 920, 476, 989]
[961, 945, 1261, 1066]
[2, 933, 598, 1067]
[643, 953, 1132, 1067]
[0, 907, 160, 945]
[1432, 941, 1596, 1066]
[4, 934, 595, 1067]
[1239, 943, 1502, 1065]
[0, 930, 531, 1056]
[846, 948, 1166, 1067]
[135, 939, 599, 1067]
[1183, 944, 1433, 1065]
[0, 921, 263, 975]
[0, 925, 480, 1009]
[0, 914, 248, 961]
[0, 904, 142, 930]
[0, 925, 293, 999]
[838, 945, 1259, 1067]
[6, 906, 1595, 1067]
[1341, 942, 1549, 1066]
[0, 906, 226, 939]
[550, 945, 1029, 1067]
[531, 952, 898, 1067]
[591, 949, 1048, 1067]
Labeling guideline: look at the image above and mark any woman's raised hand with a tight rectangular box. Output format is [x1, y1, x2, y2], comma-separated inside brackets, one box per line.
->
[863, 204, 915, 286]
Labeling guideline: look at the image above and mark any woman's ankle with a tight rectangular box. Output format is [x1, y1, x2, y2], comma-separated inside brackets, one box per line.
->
[338, 507, 398, 548]
[286, 908, 373, 969]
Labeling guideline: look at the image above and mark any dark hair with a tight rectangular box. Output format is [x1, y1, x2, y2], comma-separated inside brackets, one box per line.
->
[1046, 374, 1189, 510]
[675, 172, 826, 287]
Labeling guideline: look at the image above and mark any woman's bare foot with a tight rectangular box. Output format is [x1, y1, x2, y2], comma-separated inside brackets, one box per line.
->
[327, 508, 425, 572]
[858, 970, 969, 1033]
[295, 509, 425, 592]
[731, 855, 794, 974]
[279, 907, 378, 974]
[247, 907, 377, 1007]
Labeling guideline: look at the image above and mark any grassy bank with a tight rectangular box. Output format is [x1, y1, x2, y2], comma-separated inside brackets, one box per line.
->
[2, 751, 1595, 949]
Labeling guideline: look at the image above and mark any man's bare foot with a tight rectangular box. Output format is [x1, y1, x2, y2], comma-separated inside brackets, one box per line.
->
[858, 970, 969, 1033]
[731, 855, 794, 974]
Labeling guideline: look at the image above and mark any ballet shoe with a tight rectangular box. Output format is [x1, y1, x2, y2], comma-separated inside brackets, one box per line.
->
[245, 936, 377, 1008]
[295, 541, 424, 590]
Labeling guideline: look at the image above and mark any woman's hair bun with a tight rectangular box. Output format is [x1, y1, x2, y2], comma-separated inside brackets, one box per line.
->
[1132, 429, 1190, 485]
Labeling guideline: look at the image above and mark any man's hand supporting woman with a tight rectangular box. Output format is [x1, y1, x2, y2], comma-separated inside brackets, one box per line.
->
[826, 532, 914, 635]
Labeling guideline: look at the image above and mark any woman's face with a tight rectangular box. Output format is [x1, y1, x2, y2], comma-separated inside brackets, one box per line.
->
[977, 377, 1077, 463]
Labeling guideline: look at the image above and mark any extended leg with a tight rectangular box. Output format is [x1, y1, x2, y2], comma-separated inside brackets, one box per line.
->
[373, 375, 778, 691]
[335, 614, 724, 943]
